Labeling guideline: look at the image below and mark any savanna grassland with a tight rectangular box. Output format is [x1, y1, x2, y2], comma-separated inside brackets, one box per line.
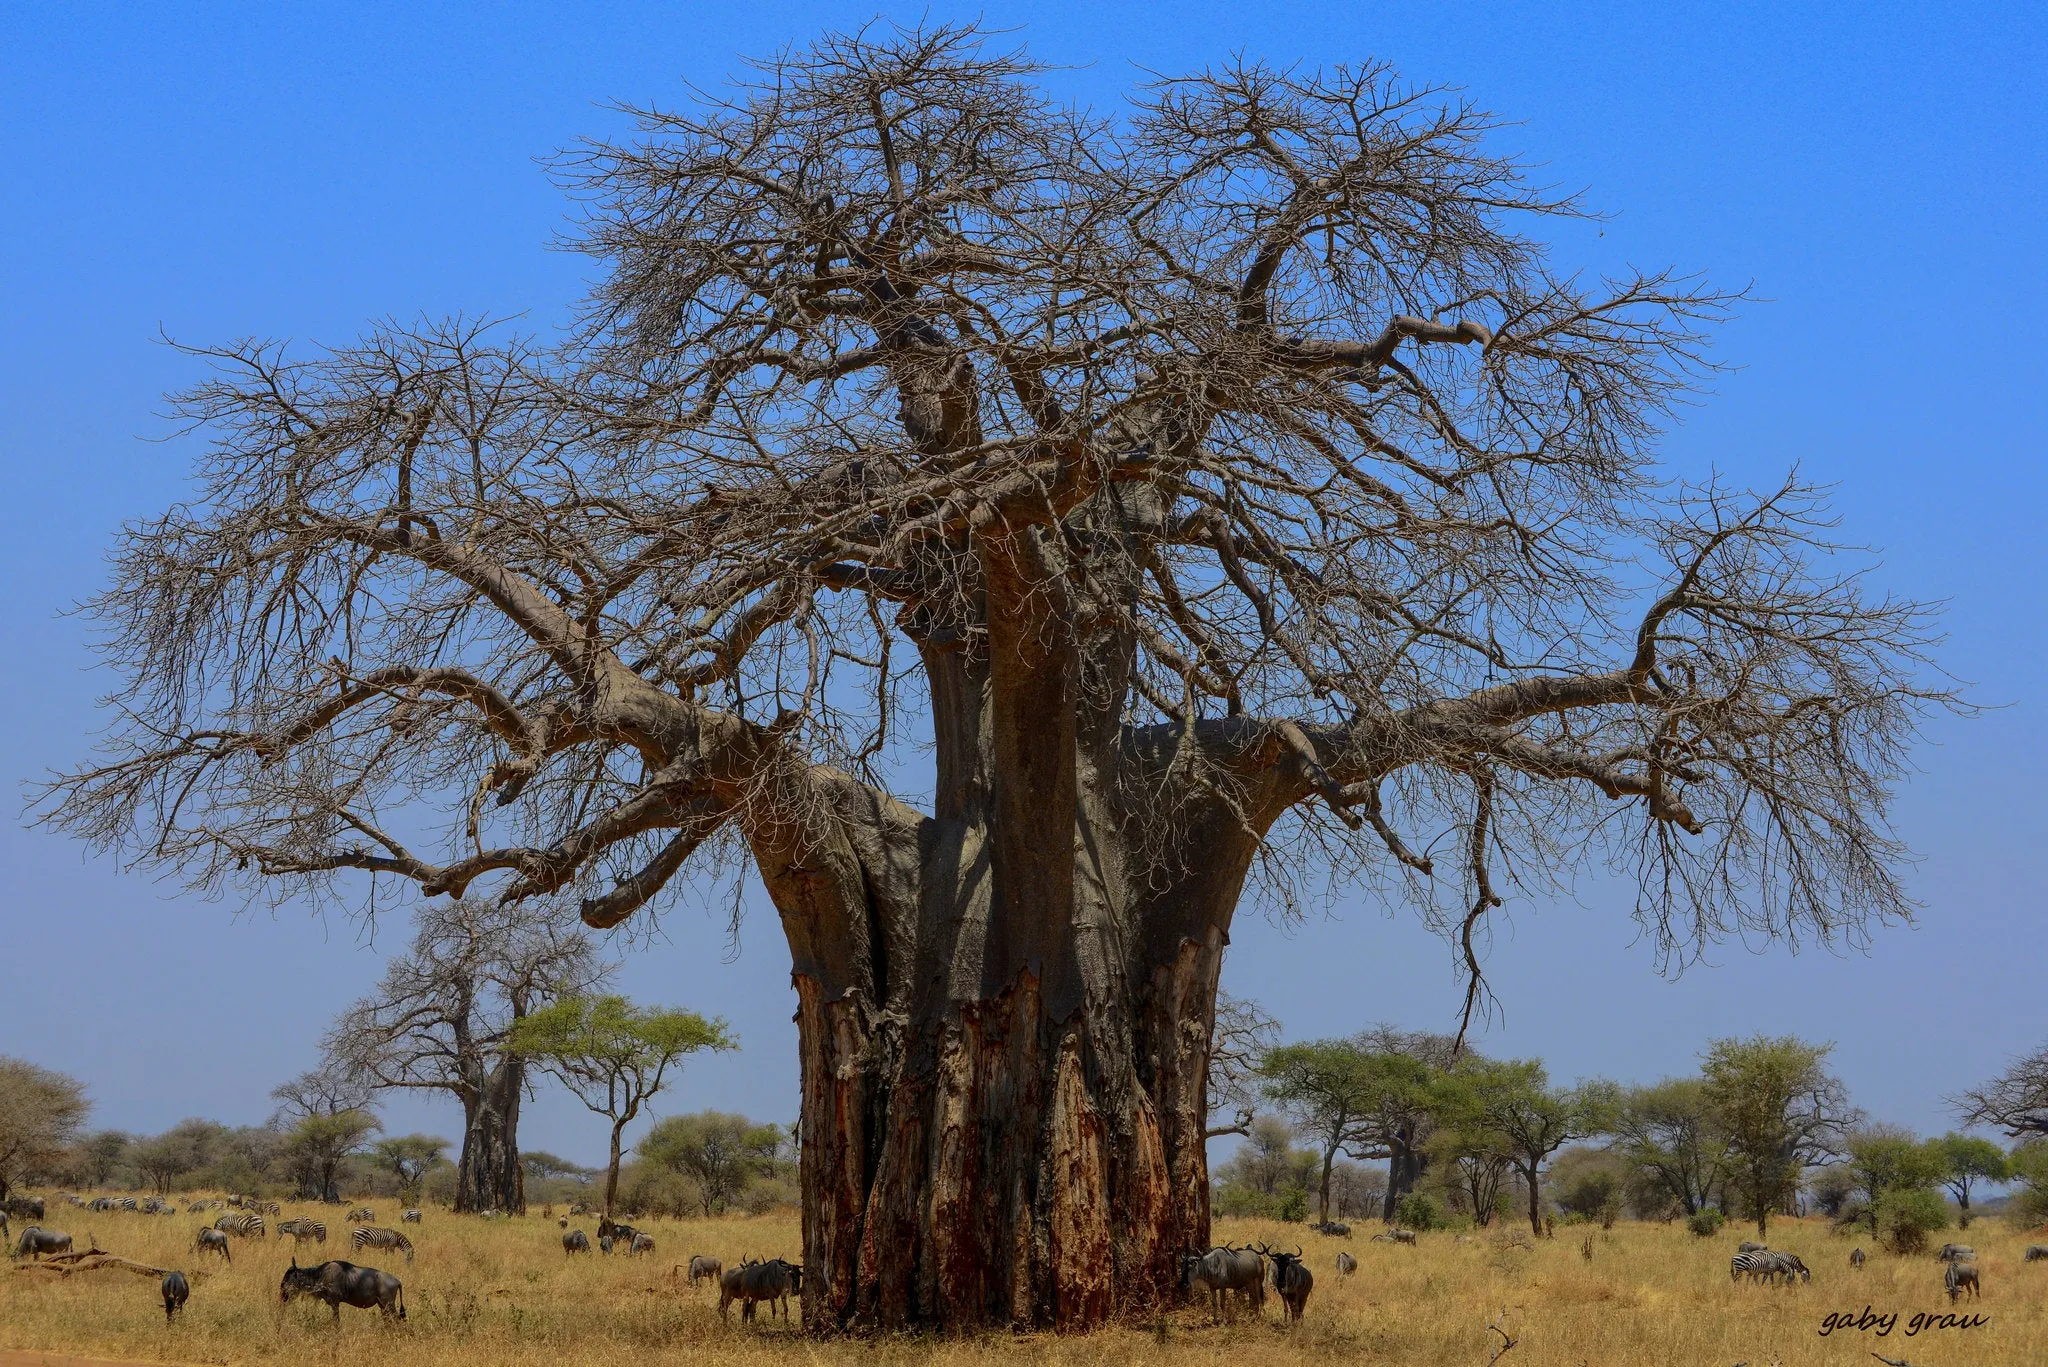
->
[3, 1201, 2039, 1367]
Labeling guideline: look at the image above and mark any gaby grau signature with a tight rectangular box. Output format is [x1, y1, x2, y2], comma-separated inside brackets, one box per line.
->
[1816, 1304, 1990, 1337]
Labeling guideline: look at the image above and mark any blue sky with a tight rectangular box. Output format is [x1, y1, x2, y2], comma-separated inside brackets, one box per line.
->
[2, 2, 2043, 1166]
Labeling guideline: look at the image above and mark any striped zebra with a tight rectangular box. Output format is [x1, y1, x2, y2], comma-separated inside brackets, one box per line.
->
[254, 1200, 281, 1216]
[351, 1226, 416, 1264]
[215, 1212, 265, 1238]
[401, 1209, 422, 1223]
[276, 1217, 328, 1247]
[346, 1207, 377, 1223]
[1730, 1250, 1809, 1285]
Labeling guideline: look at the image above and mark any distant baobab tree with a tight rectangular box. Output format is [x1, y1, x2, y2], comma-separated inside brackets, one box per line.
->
[40, 22, 1950, 1332]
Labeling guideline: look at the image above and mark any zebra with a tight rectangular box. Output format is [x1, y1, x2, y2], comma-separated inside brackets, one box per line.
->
[345, 1207, 377, 1223]
[214, 1212, 264, 1239]
[1937, 1243, 1975, 1263]
[1731, 1249, 1808, 1285]
[401, 1209, 422, 1223]
[2025, 1244, 2048, 1262]
[1371, 1227, 1418, 1245]
[350, 1225, 416, 1263]
[1945, 1260, 1980, 1302]
[255, 1200, 281, 1216]
[1850, 1247, 1866, 1269]
[1736, 1241, 1768, 1253]
[194, 1227, 232, 1262]
[277, 1217, 328, 1247]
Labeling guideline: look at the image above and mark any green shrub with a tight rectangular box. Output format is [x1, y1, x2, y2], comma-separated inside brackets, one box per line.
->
[1686, 1208, 1725, 1237]
[1394, 1192, 1444, 1232]
[1874, 1187, 1949, 1254]
[1276, 1187, 1309, 1222]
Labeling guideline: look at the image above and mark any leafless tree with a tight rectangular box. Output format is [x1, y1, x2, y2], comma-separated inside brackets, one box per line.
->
[1954, 1043, 2048, 1139]
[320, 898, 611, 1214]
[269, 1066, 374, 1125]
[1204, 990, 1279, 1139]
[39, 23, 1951, 1331]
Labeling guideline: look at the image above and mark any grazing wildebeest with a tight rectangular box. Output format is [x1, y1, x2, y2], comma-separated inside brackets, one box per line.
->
[194, 1228, 232, 1262]
[628, 1232, 656, 1257]
[346, 1207, 376, 1223]
[277, 1217, 328, 1248]
[1178, 1245, 1266, 1320]
[350, 1226, 415, 1263]
[2025, 1244, 2048, 1262]
[1334, 1251, 1357, 1278]
[215, 1212, 264, 1239]
[558, 1216, 569, 1229]
[4, 1195, 46, 1221]
[401, 1209, 422, 1223]
[688, 1254, 723, 1288]
[567, 1202, 590, 1215]
[1371, 1227, 1418, 1245]
[562, 1229, 590, 1254]
[1938, 1243, 1976, 1263]
[1737, 1241, 1768, 1253]
[279, 1258, 406, 1323]
[161, 1270, 190, 1323]
[1850, 1247, 1866, 1269]
[719, 1257, 804, 1323]
[13, 1226, 72, 1260]
[1312, 1220, 1352, 1237]
[1946, 1260, 1980, 1302]
[598, 1234, 615, 1255]
[1266, 1246, 1313, 1324]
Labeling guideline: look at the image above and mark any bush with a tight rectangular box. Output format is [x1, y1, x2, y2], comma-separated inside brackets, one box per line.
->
[1874, 1187, 1949, 1254]
[1276, 1187, 1309, 1222]
[1686, 1208, 1726, 1237]
[1394, 1192, 1444, 1232]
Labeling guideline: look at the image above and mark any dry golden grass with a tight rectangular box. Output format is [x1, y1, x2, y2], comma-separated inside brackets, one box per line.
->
[4, 1198, 2040, 1366]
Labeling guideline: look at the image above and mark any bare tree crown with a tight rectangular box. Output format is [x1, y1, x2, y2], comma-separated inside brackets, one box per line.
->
[41, 23, 1949, 1009]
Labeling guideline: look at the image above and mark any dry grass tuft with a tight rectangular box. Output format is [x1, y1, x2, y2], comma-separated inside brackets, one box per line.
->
[3, 1200, 2042, 1366]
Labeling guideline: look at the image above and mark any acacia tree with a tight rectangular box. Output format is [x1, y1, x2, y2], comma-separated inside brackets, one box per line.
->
[0, 1059, 88, 1204]
[321, 897, 609, 1213]
[509, 994, 733, 1218]
[371, 1134, 449, 1203]
[40, 25, 1947, 1331]
[1261, 1037, 1428, 1225]
[1701, 1035, 1857, 1237]
[1447, 1058, 1618, 1236]
[1612, 1078, 1731, 1216]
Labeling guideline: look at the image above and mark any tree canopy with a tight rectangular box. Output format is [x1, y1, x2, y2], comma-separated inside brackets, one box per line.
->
[0, 1057, 89, 1202]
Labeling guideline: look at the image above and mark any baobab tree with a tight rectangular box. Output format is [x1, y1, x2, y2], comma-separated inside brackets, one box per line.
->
[41, 25, 1948, 1332]
[320, 897, 610, 1213]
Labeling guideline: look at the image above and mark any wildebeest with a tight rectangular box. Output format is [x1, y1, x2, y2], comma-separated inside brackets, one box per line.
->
[350, 1226, 415, 1263]
[688, 1254, 723, 1287]
[279, 1258, 406, 1323]
[401, 1209, 422, 1223]
[1737, 1241, 1768, 1253]
[2025, 1244, 2048, 1262]
[1850, 1247, 1866, 1269]
[1178, 1245, 1266, 1320]
[194, 1228, 232, 1262]
[1267, 1246, 1313, 1324]
[1945, 1260, 1980, 1302]
[719, 1257, 804, 1324]
[215, 1212, 264, 1239]
[562, 1229, 590, 1254]
[628, 1231, 656, 1257]
[567, 1202, 591, 1215]
[277, 1217, 328, 1247]
[4, 1195, 46, 1221]
[346, 1207, 376, 1223]
[161, 1270, 189, 1323]
[1334, 1251, 1357, 1278]
[1371, 1227, 1418, 1245]
[1937, 1243, 1976, 1263]
[1311, 1220, 1352, 1237]
[13, 1226, 72, 1260]
[598, 1234, 615, 1255]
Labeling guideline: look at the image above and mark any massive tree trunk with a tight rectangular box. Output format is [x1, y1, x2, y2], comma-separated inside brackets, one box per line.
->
[454, 1059, 526, 1215]
[1384, 1123, 1427, 1221]
[756, 538, 1286, 1333]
